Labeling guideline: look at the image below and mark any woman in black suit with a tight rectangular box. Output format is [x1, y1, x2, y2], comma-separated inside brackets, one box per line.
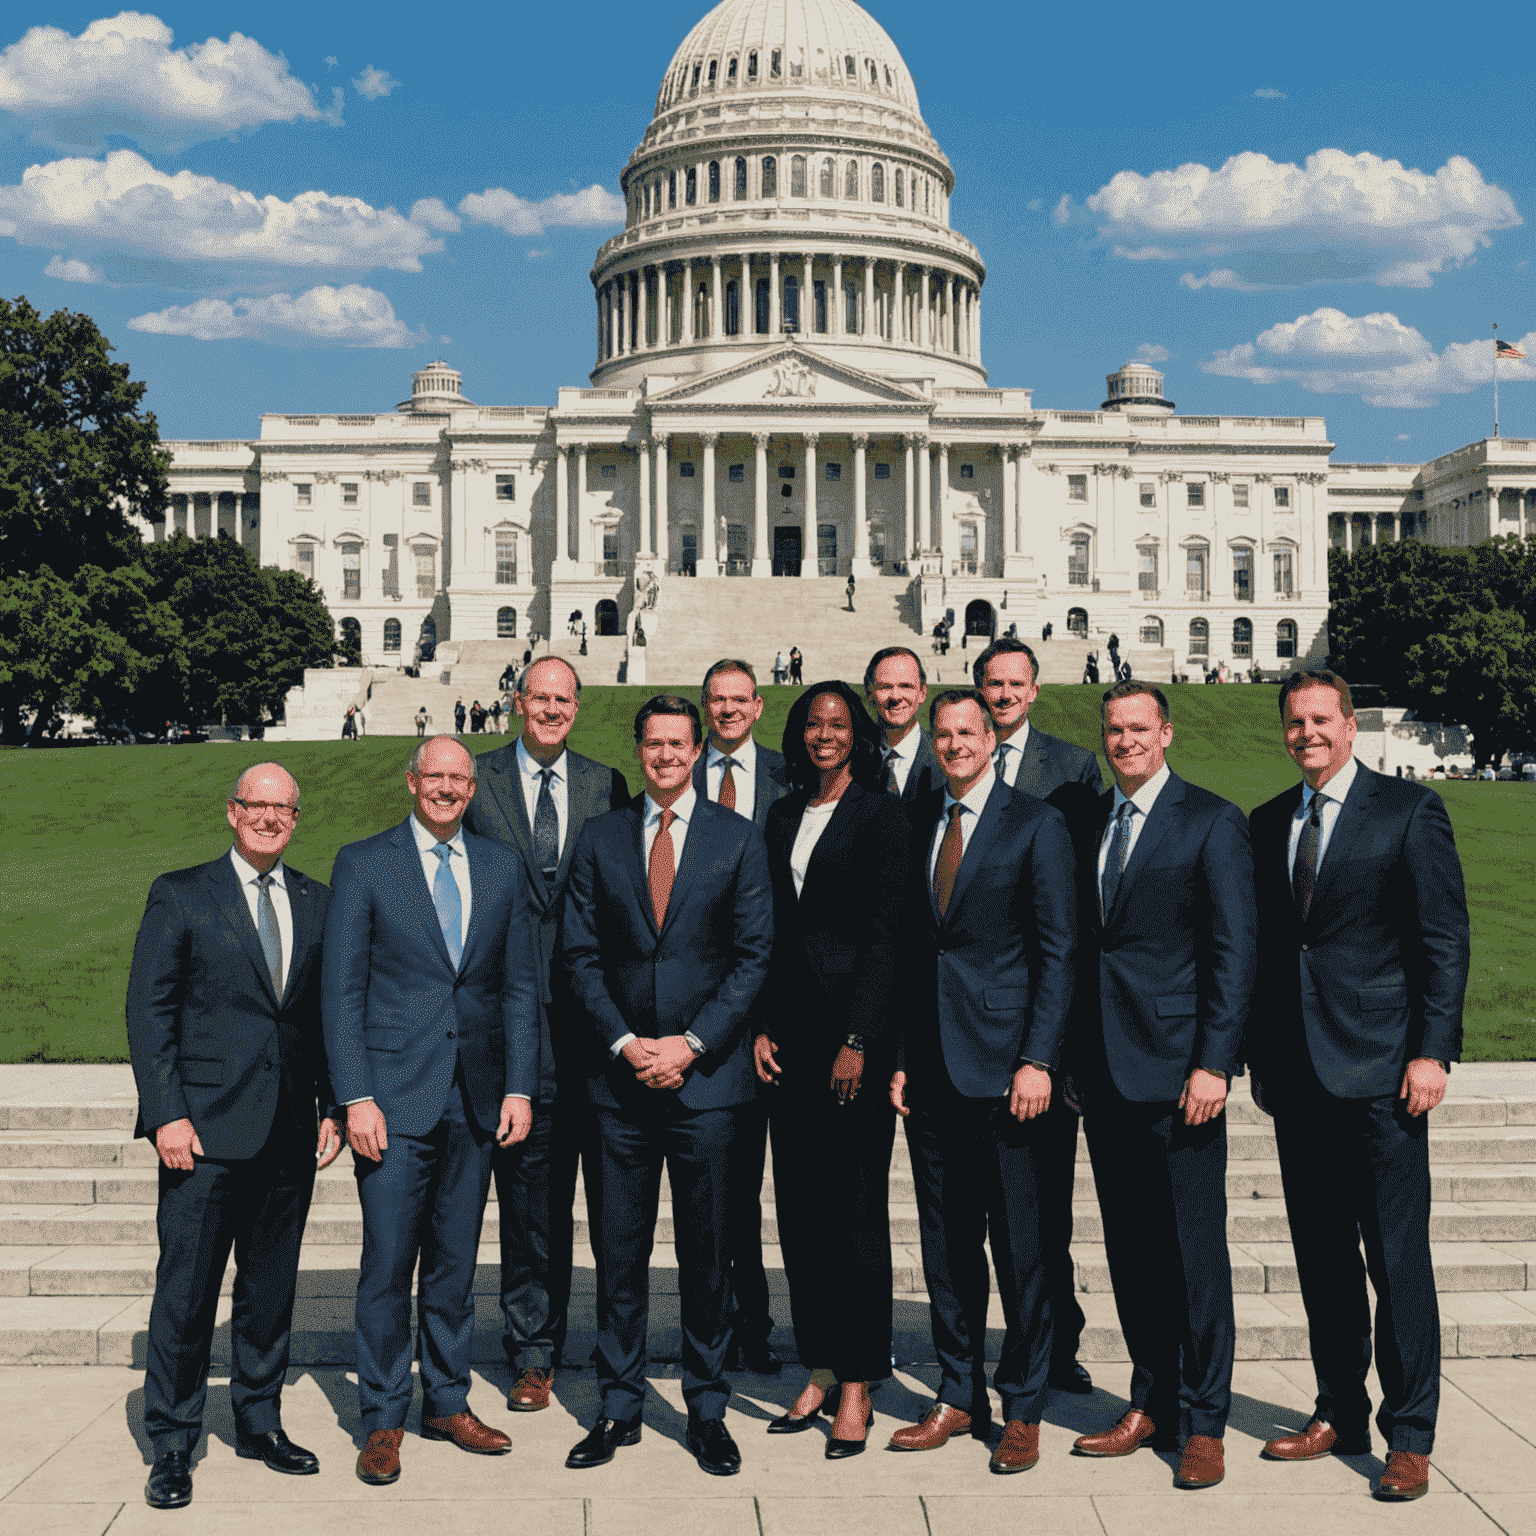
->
[755, 679, 909, 1458]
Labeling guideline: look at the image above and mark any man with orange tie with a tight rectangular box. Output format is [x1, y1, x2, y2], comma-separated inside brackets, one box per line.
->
[559, 695, 774, 1476]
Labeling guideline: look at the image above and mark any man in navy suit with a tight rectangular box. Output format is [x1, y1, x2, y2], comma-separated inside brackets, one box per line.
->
[693, 657, 794, 1375]
[463, 657, 630, 1412]
[1247, 671, 1469, 1501]
[1071, 682, 1256, 1492]
[886, 689, 1078, 1474]
[973, 634, 1103, 1395]
[127, 762, 342, 1510]
[559, 695, 773, 1477]
[323, 735, 540, 1487]
[864, 646, 944, 805]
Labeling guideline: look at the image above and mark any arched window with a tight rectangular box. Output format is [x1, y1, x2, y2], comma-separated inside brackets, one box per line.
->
[1139, 616, 1163, 646]
[845, 160, 859, 199]
[340, 616, 362, 652]
[895, 168, 904, 207]
[868, 59, 879, 85]
[706, 60, 717, 88]
[708, 160, 720, 202]
[497, 607, 517, 639]
[418, 617, 437, 659]
[727, 56, 737, 84]
[790, 155, 806, 197]
[734, 157, 747, 199]
[1232, 617, 1253, 658]
[761, 156, 777, 197]
[1189, 617, 1209, 657]
[685, 167, 697, 205]
[755, 277, 770, 334]
[747, 50, 757, 80]
[783, 275, 799, 330]
[964, 599, 993, 636]
[724, 278, 740, 335]
[668, 170, 676, 208]
[383, 618, 402, 652]
[691, 62, 700, 89]
[595, 599, 620, 637]
[643, 182, 651, 218]
[1067, 607, 1089, 637]
[871, 162, 885, 202]
[1277, 619, 1298, 659]
[844, 54, 855, 76]
[820, 157, 835, 197]
[884, 65, 893, 87]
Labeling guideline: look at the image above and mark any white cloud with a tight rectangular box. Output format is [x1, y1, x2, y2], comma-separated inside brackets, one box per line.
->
[409, 197, 460, 233]
[324, 56, 338, 70]
[458, 184, 625, 237]
[1051, 194, 1072, 228]
[1203, 307, 1536, 407]
[1085, 149, 1521, 289]
[44, 253, 103, 282]
[351, 65, 399, 100]
[0, 150, 447, 271]
[1253, 87, 1286, 99]
[1397, 433, 1412, 440]
[0, 13, 323, 150]
[127, 283, 419, 346]
[1026, 197, 1044, 212]
[1180, 267, 1252, 290]
[1134, 342, 1171, 363]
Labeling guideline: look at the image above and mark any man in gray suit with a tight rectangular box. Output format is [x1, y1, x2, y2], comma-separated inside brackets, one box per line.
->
[463, 657, 630, 1411]
[693, 658, 794, 1373]
[974, 634, 1103, 1395]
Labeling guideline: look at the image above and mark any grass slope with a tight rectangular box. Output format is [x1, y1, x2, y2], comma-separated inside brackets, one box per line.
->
[2, 685, 1530, 1061]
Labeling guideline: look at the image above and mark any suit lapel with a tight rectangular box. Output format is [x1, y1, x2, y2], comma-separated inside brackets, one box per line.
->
[281, 873, 312, 1007]
[940, 776, 1011, 926]
[658, 800, 713, 941]
[550, 751, 600, 896]
[1013, 732, 1051, 799]
[493, 749, 547, 901]
[396, 819, 456, 973]
[1305, 762, 1377, 919]
[800, 784, 859, 894]
[457, 832, 487, 974]
[206, 858, 280, 1009]
[629, 805, 661, 939]
[1107, 772, 1185, 925]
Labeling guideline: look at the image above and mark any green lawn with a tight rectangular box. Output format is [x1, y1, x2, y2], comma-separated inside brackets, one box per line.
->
[2, 684, 1530, 1061]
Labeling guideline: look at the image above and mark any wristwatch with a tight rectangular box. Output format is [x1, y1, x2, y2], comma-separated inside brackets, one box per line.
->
[844, 1034, 865, 1053]
[683, 1031, 706, 1059]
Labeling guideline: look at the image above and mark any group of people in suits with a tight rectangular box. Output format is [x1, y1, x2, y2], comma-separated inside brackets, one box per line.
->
[126, 637, 1469, 1508]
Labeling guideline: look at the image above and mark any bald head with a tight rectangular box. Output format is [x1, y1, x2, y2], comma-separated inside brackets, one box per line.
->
[226, 761, 300, 872]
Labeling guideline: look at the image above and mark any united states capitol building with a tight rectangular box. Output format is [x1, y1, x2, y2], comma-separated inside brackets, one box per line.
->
[151, 0, 1529, 690]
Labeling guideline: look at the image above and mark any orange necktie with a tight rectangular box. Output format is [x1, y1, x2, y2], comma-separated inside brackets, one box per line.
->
[933, 803, 964, 917]
[719, 757, 738, 812]
[648, 807, 677, 927]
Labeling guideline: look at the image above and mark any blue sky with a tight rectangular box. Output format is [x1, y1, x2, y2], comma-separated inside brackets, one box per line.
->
[2, 0, 1533, 461]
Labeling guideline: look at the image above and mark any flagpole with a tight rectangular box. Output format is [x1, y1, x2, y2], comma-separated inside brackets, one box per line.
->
[1493, 323, 1500, 439]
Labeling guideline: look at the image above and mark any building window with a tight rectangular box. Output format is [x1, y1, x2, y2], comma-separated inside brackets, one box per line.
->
[495, 474, 515, 501]
[1185, 546, 1207, 596]
[1067, 474, 1087, 501]
[1138, 544, 1158, 593]
[1277, 619, 1298, 659]
[708, 160, 720, 201]
[340, 616, 361, 653]
[679, 461, 695, 477]
[1274, 549, 1294, 597]
[871, 162, 885, 202]
[895, 168, 904, 207]
[1233, 617, 1253, 658]
[1068, 536, 1090, 585]
[845, 160, 859, 199]
[778, 464, 796, 479]
[844, 281, 858, 334]
[820, 158, 835, 197]
[959, 463, 973, 480]
[382, 532, 399, 597]
[747, 50, 757, 79]
[497, 606, 517, 638]
[813, 279, 826, 332]
[706, 60, 717, 88]
[728, 463, 745, 483]
[496, 533, 516, 584]
[1067, 606, 1089, 636]
[294, 543, 315, 579]
[383, 618, 401, 652]
[762, 156, 777, 197]
[691, 63, 700, 89]
[727, 56, 737, 83]
[756, 277, 770, 333]
[825, 462, 841, 482]
[844, 53, 854, 76]
[874, 461, 891, 479]
[783, 274, 799, 330]
[959, 524, 978, 572]
[733, 157, 747, 200]
[791, 155, 806, 196]
[1189, 617, 1209, 657]
[1274, 485, 1291, 508]
[868, 58, 878, 84]
[341, 541, 361, 601]
[668, 170, 676, 208]
[1233, 481, 1250, 508]
[1187, 482, 1205, 508]
[296, 483, 312, 507]
[725, 278, 740, 335]
[413, 481, 431, 507]
[770, 48, 781, 77]
[685, 167, 697, 205]
[342, 481, 359, 506]
[1233, 546, 1253, 601]
[1140, 482, 1155, 507]
[600, 464, 617, 479]
[1140, 615, 1163, 646]
[415, 546, 435, 599]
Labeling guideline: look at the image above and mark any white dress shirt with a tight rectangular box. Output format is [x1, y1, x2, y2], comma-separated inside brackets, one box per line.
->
[1287, 755, 1360, 876]
[229, 847, 292, 995]
[789, 799, 838, 896]
[883, 724, 924, 795]
[517, 736, 570, 863]
[994, 720, 1032, 788]
[1098, 761, 1171, 890]
[928, 764, 997, 884]
[706, 736, 757, 824]
[410, 812, 472, 948]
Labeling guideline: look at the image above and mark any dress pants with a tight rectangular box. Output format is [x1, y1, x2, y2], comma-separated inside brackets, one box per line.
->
[1273, 1080, 1439, 1454]
[591, 1100, 739, 1424]
[725, 1096, 775, 1349]
[1038, 1088, 1086, 1370]
[353, 1071, 494, 1431]
[1084, 1088, 1235, 1438]
[143, 1120, 315, 1455]
[906, 1092, 1054, 1425]
[771, 1062, 896, 1381]
[493, 1091, 593, 1371]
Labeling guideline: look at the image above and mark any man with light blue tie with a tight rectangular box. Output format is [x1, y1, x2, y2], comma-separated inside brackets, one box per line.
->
[323, 735, 541, 1488]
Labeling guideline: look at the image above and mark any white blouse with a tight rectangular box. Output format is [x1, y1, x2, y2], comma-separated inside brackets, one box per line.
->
[789, 800, 839, 897]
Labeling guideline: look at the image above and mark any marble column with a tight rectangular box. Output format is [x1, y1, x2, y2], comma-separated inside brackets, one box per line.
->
[833, 256, 844, 336]
[615, 277, 625, 355]
[937, 442, 950, 556]
[916, 435, 930, 551]
[575, 444, 590, 569]
[1391, 511, 1402, 544]
[894, 264, 905, 344]
[801, 253, 812, 333]
[769, 252, 781, 335]
[638, 439, 653, 556]
[638, 267, 649, 348]
[607, 286, 617, 359]
[1345, 514, 1355, 554]
[700, 434, 718, 575]
[595, 294, 604, 367]
[1002, 446, 1017, 560]
[555, 444, 570, 569]
[920, 267, 930, 350]
[656, 436, 670, 568]
[903, 434, 916, 556]
[863, 260, 874, 338]
[803, 432, 818, 577]
[852, 434, 870, 574]
[711, 256, 721, 340]
[686, 261, 697, 344]
[752, 431, 770, 577]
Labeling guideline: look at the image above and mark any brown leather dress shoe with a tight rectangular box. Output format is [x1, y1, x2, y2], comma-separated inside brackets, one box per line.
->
[990, 1420, 1040, 1474]
[1073, 1409, 1158, 1457]
[421, 1410, 512, 1454]
[1376, 1450, 1430, 1500]
[356, 1428, 404, 1485]
[1175, 1434, 1225, 1489]
[1263, 1416, 1369, 1460]
[888, 1403, 976, 1451]
[509, 1368, 553, 1412]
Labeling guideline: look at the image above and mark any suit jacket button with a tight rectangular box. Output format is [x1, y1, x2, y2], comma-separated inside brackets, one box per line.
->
[1300, 943, 1309, 951]
[446, 1029, 456, 1039]
[263, 1060, 273, 1071]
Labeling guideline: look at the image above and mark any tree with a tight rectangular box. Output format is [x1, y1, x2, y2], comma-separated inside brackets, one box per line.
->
[0, 297, 169, 582]
[1403, 608, 1536, 770]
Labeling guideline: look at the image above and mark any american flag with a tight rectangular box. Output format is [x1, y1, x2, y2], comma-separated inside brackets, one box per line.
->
[1496, 338, 1528, 361]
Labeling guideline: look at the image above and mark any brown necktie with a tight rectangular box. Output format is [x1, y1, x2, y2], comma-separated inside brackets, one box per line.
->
[932, 803, 964, 917]
[718, 757, 737, 812]
[648, 806, 677, 927]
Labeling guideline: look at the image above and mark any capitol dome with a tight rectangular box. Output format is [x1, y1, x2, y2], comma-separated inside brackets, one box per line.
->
[587, 0, 985, 390]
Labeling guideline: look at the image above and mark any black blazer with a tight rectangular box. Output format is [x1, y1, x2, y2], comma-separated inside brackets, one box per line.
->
[897, 779, 1078, 1100]
[126, 855, 331, 1160]
[692, 740, 794, 832]
[464, 743, 630, 1099]
[1008, 724, 1104, 801]
[1075, 772, 1258, 1103]
[761, 783, 910, 1067]
[896, 727, 945, 807]
[1247, 763, 1470, 1102]
[560, 795, 773, 1114]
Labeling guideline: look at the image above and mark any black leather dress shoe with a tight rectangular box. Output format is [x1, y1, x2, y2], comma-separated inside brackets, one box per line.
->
[766, 1398, 826, 1434]
[235, 1428, 320, 1475]
[145, 1450, 193, 1509]
[1049, 1361, 1095, 1395]
[687, 1417, 742, 1476]
[565, 1417, 642, 1470]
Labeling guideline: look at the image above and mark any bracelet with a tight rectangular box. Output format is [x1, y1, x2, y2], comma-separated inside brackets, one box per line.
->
[844, 1034, 865, 1053]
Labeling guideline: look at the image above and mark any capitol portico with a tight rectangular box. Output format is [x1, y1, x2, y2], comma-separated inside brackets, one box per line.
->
[150, 0, 1340, 683]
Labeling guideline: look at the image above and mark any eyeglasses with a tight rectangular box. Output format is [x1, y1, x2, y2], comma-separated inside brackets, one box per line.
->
[415, 772, 473, 789]
[231, 799, 299, 821]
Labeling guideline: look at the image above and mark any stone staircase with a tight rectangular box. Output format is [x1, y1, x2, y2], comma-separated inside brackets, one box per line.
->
[2, 1069, 1535, 1367]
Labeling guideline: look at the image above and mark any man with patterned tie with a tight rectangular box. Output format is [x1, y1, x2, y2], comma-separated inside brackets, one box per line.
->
[864, 646, 944, 805]
[886, 690, 1078, 1473]
[463, 657, 630, 1412]
[1071, 682, 1255, 1492]
[323, 735, 541, 1487]
[692, 658, 793, 1374]
[559, 695, 773, 1477]
[1247, 671, 1469, 1502]
[127, 763, 342, 1510]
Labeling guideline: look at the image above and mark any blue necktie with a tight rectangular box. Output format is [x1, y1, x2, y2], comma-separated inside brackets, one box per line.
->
[1099, 802, 1134, 920]
[432, 842, 463, 968]
[533, 768, 559, 884]
[256, 872, 283, 997]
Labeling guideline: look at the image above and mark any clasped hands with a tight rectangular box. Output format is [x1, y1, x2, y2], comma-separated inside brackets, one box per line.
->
[622, 1036, 696, 1091]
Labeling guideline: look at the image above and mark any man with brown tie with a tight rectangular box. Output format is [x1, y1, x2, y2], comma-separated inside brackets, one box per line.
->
[864, 646, 944, 805]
